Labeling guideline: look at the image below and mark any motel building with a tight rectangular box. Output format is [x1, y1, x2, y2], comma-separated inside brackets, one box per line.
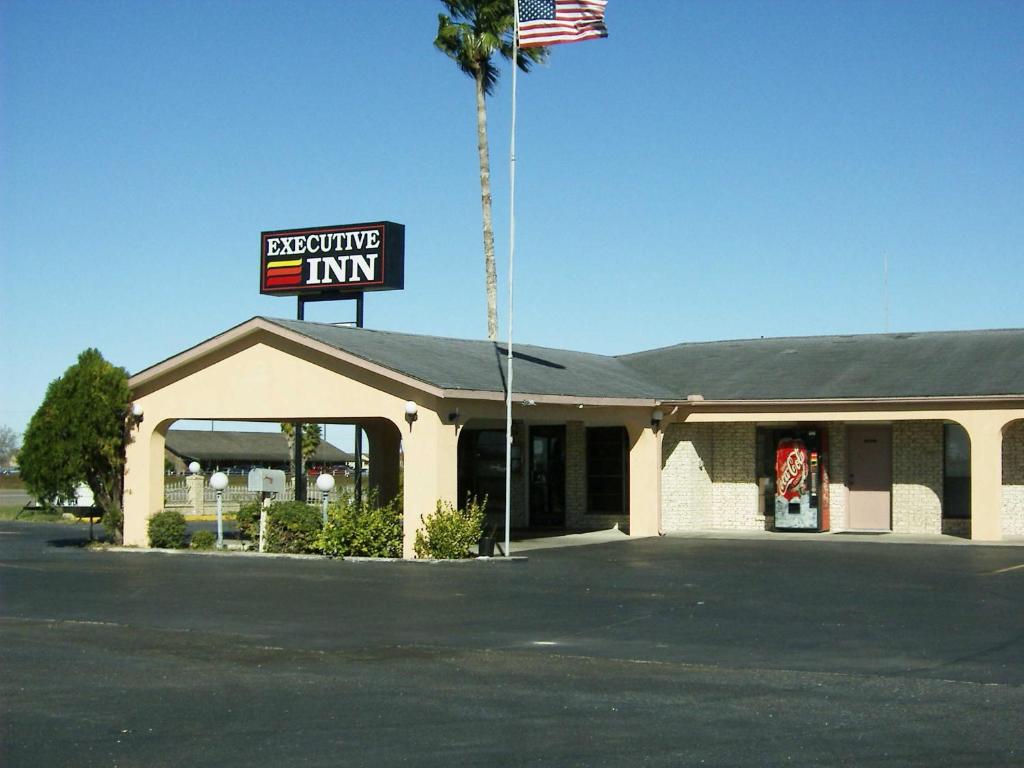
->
[123, 317, 1024, 556]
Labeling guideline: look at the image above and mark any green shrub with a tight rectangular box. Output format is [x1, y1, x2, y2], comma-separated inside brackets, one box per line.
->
[320, 491, 402, 558]
[189, 530, 217, 550]
[413, 496, 485, 559]
[235, 500, 261, 542]
[264, 501, 322, 554]
[148, 509, 187, 549]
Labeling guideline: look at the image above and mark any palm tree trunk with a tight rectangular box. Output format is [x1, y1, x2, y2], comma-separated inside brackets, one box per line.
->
[475, 70, 499, 341]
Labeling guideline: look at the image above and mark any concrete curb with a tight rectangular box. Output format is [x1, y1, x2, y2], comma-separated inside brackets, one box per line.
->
[94, 546, 527, 563]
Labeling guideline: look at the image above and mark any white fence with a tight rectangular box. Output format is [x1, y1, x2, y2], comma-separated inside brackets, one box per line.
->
[164, 476, 349, 515]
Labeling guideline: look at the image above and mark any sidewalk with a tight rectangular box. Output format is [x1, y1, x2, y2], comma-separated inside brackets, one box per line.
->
[506, 525, 1024, 551]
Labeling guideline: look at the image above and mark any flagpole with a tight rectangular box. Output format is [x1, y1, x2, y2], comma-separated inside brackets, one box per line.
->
[504, 1, 520, 558]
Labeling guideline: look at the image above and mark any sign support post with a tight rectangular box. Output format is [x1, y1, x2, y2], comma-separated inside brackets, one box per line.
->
[261, 222, 404, 510]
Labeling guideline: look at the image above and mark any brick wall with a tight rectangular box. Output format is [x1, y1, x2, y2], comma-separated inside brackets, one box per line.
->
[1002, 420, 1024, 536]
[661, 423, 757, 531]
[892, 421, 943, 534]
[661, 423, 713, 531]
[710, 424, 759, 529]
[827, 424, 848, 530]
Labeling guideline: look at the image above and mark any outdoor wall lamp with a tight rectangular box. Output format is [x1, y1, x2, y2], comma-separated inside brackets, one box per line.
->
[404, 401, 418, 423]
[130, 402, 144, 421]
[446, 408, 460, 423]
[651, 408, 664, 429]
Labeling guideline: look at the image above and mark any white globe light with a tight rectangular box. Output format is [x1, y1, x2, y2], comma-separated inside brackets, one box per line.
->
[188, 461, 201, 474]
[404, 401, 418, 417]
[209, 471, 229, 491]
[131, 402, 144, 418]
[316, 473, 335, 492]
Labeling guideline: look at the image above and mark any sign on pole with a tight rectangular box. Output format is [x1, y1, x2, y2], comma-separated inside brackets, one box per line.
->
[260, 221, 405, 298]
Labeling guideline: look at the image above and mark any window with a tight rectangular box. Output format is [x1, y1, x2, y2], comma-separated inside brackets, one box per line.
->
[586, 427, 629, 515]
[943, 423, 971, 519]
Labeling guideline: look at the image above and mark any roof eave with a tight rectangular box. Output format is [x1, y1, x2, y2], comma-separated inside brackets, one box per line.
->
[129, 317, 448, 398]
[662, 394, 1024, 409]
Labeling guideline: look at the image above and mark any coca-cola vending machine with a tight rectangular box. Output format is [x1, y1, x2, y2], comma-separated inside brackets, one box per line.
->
[773, 430, 829, 531]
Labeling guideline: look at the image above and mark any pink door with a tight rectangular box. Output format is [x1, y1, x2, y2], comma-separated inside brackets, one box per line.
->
[847, 426, 892, 530]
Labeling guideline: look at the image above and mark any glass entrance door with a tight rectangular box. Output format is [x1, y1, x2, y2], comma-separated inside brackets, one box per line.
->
[529, 426, 566, 527]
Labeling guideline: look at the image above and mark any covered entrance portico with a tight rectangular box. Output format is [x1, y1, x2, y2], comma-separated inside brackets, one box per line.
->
[123, 318, 664, 556]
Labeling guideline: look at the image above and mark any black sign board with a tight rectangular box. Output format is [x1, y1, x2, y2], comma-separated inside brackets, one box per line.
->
[260, 221, 404, 297]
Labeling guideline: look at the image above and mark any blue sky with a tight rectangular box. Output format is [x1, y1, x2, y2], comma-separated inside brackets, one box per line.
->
[2, 0, 1022, 443]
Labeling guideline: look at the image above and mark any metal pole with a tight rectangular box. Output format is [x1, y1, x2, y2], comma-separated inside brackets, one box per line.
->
[354, 293, 364, 508]
[294, 297, 306, 503]
[322, 494, 329, 527]
[504, 2, 520, 558]
[216, 490, 224, 549]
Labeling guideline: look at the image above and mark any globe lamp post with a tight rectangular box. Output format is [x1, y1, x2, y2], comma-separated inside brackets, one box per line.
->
[209, 471, 229, 548]
[316, 473, 335, 527]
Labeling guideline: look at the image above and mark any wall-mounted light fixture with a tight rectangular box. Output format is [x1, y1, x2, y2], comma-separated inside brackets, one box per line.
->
[446, 408, 460, 423]
[651, 408, 664, 430]
[404, 401, 418, 425]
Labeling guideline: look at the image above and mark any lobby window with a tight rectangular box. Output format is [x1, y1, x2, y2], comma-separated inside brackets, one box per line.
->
[943, 423, 971, 519]
[586, 427, 629, 515]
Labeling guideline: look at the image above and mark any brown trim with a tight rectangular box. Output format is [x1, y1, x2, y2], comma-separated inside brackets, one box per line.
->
[441, 389, 657, 407]
[663, 396, 1024, 411]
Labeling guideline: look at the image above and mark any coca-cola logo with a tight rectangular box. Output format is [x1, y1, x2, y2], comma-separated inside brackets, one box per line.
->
[776, 440, 808, 501]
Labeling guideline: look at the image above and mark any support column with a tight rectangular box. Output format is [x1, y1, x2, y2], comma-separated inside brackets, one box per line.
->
[123, 421, 168, 546]
[628, 421, 662, 538]
[962, 416, 1004, 541]
[401, 407, 459, 558]
[186, 473, 205, 516]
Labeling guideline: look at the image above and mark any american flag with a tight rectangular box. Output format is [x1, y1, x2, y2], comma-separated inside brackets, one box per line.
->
[518, 0, 608, 49]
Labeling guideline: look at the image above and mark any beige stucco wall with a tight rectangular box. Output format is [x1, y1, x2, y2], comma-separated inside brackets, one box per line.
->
[892, 421, 943, 534]
[1003, 420, 1024, 536]
[125, 332, 456, 557]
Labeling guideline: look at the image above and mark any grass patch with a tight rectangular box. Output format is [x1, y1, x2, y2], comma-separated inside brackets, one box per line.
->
[0, 505, 65, 522]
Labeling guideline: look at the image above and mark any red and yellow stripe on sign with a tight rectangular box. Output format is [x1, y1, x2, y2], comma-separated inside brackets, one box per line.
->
[265, 259, 302, 287]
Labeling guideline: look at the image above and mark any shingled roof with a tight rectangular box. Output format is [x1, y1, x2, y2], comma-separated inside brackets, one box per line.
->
[265, 318, 673, 401]
[165, 430, 353, 464]
[619, 328, 1024, 400]
[263, 319, 1024, 402]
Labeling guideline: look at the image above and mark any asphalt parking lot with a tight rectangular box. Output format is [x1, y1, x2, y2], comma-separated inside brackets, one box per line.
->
[2, 521, 1023, 767]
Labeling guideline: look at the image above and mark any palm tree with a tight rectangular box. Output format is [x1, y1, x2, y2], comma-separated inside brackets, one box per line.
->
[435, 0, 547, 340]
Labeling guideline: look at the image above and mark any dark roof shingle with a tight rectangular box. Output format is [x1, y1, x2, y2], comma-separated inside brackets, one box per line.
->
[263, 318, 1024, 402]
